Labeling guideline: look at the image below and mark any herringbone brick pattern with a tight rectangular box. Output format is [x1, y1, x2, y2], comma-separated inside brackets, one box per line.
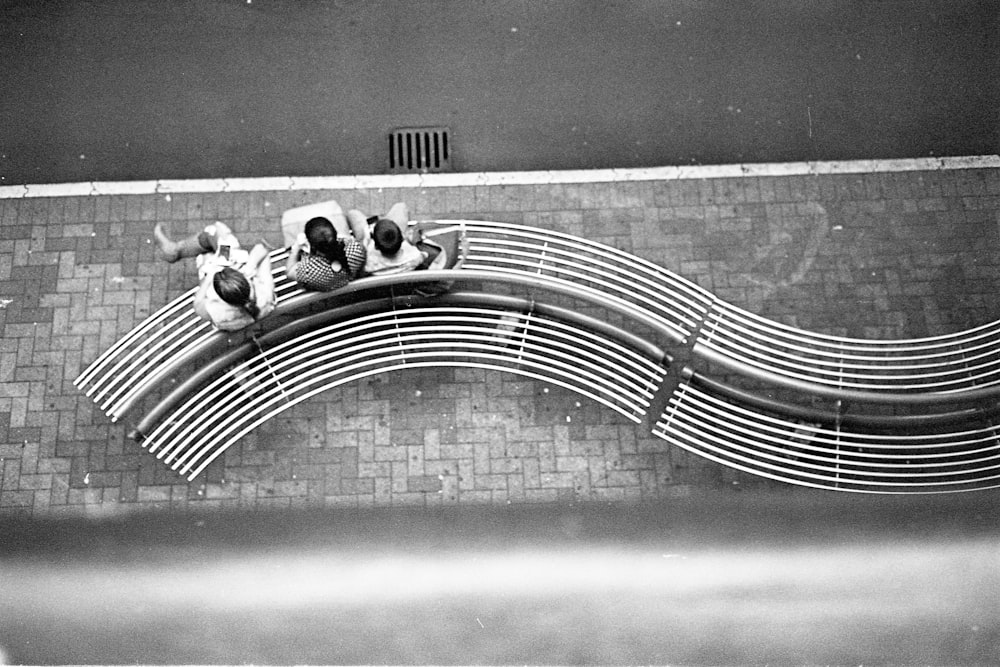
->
[2, 167, 999, 515]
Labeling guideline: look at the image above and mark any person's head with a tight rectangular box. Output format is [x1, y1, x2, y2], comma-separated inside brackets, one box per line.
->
[304, 216, 347, 265]
[213, 267, 259, 319]
[372, 219, 403, 256]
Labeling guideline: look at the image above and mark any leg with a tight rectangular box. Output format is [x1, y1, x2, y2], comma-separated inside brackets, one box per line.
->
[246, 242, 271, 271]
[346, 209, 372, 244]
[383, 202, 410, 229]
[153, 223, 214, 263]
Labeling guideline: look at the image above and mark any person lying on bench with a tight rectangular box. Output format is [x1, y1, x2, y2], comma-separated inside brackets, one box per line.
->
[285, 216, 367, 291]
[153, 222, 276, 331]
[346, 202, 426, 276]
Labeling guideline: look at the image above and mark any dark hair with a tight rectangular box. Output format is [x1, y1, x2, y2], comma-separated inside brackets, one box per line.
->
[214, 267, 259, 319]
[304, 216, 348, 266]
[372, 219, 403, 255]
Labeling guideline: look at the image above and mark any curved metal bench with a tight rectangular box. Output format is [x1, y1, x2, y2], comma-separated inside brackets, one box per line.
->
[73, 211, 1000, 493]
[695, 302, 1000, 404]
[653, 367, 1000, 494]
[132, 292, 671, 481]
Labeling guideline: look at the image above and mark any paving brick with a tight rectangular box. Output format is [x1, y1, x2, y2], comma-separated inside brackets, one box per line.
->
[1, 489, 33, 507]
[407, 475, 442, 493]
[18, 473, 52, 490]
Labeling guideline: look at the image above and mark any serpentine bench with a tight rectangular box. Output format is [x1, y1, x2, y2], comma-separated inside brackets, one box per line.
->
[653, 367, 1000, 493]
[73, 207, 1000, 492]
[130, 291, 671, 481]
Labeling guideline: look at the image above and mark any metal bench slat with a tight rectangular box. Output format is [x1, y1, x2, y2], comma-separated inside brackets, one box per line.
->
[695, 338, 1000, 395]
[464, 237, 711, 323]
[665, 386, 1000, 455]
[447, 220, 714, 302]
[657, 416, 1000, 491]
[710, 299, 1000, 349]
[138, 303, 668, 479]
[696, 331, 1000, 385]
[463, 250, 705, 333]
[653, 373, 1000, 493]
[176, 353, 655, 480]
[702, 309, 1000, 364]
[75, 288, 197, 389]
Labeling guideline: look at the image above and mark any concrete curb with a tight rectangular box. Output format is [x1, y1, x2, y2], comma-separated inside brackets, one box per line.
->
[3, 155, 998, 199]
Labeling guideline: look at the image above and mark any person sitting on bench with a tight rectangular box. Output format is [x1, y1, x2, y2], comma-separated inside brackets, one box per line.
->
[153, 222, 275, 331]
[347, 202, 426, 276]
[285, 216, 367, 291]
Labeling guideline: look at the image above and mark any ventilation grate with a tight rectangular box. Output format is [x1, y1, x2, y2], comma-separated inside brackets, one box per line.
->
[389, 127, 452, 173]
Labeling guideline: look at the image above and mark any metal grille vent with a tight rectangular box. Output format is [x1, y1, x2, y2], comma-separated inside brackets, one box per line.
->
[389, 127, 452, 173]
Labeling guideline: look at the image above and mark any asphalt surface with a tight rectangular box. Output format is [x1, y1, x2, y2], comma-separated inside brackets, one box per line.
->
[1, 0, 998, 184]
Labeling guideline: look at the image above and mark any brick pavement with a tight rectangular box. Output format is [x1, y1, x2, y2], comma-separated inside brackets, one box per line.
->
[1, 159, 999, 516]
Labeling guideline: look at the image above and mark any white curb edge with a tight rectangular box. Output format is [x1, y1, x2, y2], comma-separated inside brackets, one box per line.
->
[2, 155, 998, 199]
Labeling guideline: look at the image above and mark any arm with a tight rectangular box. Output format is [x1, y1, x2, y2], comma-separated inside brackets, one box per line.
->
[285, 241, 305, 282]
[253, 255, 276, 317]
[345, 239, 368, 278]
[383, 202, 410, 228]
[245, 242, 271, 272]
[192, 273, 214, 323]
